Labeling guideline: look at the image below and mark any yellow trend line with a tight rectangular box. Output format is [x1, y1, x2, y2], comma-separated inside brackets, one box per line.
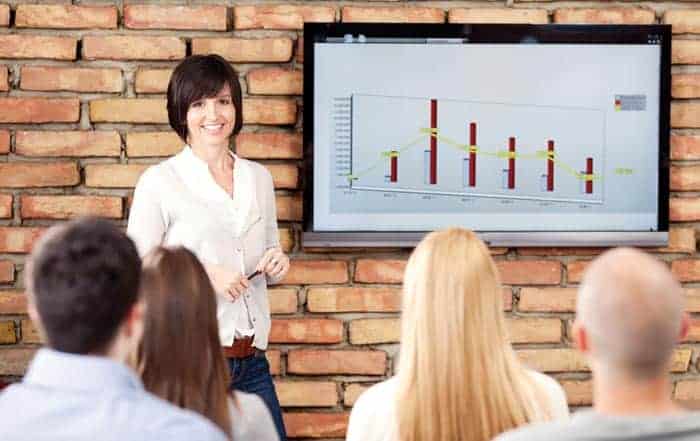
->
[345, 128, 605, 183]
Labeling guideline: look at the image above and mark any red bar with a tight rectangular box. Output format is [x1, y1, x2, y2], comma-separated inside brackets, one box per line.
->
[586, 157, 593, 194]
[508, 137, 515, 189]
[547, 140, 554, 192]
[469, 122, 476, 187]
[390, 153, 398, 182]
[430, 99, 437, 185]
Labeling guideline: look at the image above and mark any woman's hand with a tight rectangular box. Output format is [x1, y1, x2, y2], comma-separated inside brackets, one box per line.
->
[205, 263, 249, 301]
[256, 247, 290, 280]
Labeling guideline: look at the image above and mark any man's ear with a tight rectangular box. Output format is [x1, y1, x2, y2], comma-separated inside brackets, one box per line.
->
[123, 299, 145, 339]
[27, 299, 47, 345]
[572, 320, 589, 354]
[679, 312, 691, 343]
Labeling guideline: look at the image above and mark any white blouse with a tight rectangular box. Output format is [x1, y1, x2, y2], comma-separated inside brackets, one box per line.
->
[229, 392, 279, 441]
[127, 146, 281, 349]
[346, 371, 570, 441]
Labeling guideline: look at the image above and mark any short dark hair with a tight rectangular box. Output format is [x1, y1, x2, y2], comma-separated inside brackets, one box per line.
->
[167, 54, 244, 143]
[28, 218, 142, 354]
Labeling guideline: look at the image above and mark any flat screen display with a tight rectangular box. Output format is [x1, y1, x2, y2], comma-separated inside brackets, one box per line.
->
[303, 24, 670, 247]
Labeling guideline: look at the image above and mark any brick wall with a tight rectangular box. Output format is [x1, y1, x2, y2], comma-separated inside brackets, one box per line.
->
[0, 1, 698, 439]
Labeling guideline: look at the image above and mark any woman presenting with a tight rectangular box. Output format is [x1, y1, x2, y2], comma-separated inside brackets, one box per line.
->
[127, 54, 290, 441]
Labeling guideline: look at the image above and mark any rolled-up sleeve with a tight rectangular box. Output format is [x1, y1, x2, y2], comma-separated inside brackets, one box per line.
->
[127, 168, 168, 257]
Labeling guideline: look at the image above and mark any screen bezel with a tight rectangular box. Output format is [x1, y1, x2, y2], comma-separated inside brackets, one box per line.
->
[302, 23, 671, 247]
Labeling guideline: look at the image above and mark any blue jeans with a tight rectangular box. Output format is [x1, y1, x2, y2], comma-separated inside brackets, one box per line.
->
[228, 351, 287, 441]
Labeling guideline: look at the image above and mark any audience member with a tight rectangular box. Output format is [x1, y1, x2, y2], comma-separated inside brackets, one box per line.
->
[496, 247, 700, 441]
[346, 228, 569, 441]
[138, 246, 279, 441]
[0, 218, 226, 441]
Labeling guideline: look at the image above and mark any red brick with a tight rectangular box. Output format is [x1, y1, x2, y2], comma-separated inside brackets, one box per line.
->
[85, 164, 149, 188]
[287, 350, 386, 375]
[269, 288, 297, 314]
[297, 37, 304, 64]
[449, 8, 547, 24]
[90, 99, 167, 124]
[126, 132, 181, 157]
[307, 287, 401, 312]
[664, 10, 700, 34]
[671, 198, 700, 221]
[0, 5, 7, 27]
[0, 130, 8, 154]
[0, 321, 16, 345]
[83, 36, 185, 61]
[683, 319, 700, 342]
[0, 162, 79, 188]
[567, 260, 590, 284]
[21, 319, 40, 344]
[519, 287, 577, 312]
[276, 194, 302, 221]
[192, 38, 293, 63]
[496, 261, 561, 285]
[0, 35, 75, 60]
[0, 66, 7, 91]
[275, 381, 337, 407]
[16, 131, 121, 157]
[0, 98, 79, 123]
[685, 289, 700, 312]
[0, 228, 45, 253]
[125, 5, 227, 30]
[672, 259, 700, 282]
[16, 5, 117, 29]
[247, 68, 302, 95]
[269, 319, 343, 344]
[266, 164, 298, 189]
[134, 68, 172, 94]
[267, 350, 281, 375]
[517, 348, 587, 372]
[21, 195, 122, 220]
[279, 260, 348, 285]
[0, 261, 13, 283]
[671, 134, 700, 160]
[235, 5, 336, 30]
[342, 6, 445, 23]
[0, 291, 27, 314]
[354, 259, 406, 283]
[349, 318, 399, 344]
[279, 228, 295, 254]
[561, 380, 592, 406]
[673, 40, 700, 65]
[671, 166, 700, 190]
[283, 412, 349, 438]
[0, 348, 35, 375]
[517, 247, 603, 256]
[673, 74, 700, 99]
[244, 98, 297, 125]
[21, 66, 121, 93]
[508, 318, 562, 343]
[672, 102, 700, 128]
[503, 287, 513, 311]
[0, 195, 10, 219]
[236, 132, 302, 159]
[654, 227, 696, 254]
[554, 8, 655, 24]
[344, 384, 370, 406]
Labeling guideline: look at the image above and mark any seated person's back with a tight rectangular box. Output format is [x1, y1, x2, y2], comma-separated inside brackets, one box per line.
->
[0, 218, 227, 441]
[496, 248, 700, 441]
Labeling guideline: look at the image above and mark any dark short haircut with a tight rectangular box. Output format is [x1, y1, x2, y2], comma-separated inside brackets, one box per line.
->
[29, 218, 142, 354]
[167, 54, 244, 143]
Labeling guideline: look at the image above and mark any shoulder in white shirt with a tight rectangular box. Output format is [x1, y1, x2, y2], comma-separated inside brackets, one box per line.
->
[229, 391, 279, 441]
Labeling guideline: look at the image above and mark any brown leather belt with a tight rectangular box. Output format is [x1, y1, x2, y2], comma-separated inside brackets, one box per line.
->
[222, 336, 256, 359]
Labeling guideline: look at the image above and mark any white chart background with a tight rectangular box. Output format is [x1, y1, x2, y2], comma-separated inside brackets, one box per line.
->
[313, 43, 661, 232]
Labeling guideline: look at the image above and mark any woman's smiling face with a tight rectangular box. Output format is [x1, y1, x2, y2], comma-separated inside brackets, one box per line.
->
[186, 83, 236, 148]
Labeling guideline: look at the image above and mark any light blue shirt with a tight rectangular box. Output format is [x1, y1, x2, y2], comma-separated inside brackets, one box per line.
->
[0, 348, 228, 441]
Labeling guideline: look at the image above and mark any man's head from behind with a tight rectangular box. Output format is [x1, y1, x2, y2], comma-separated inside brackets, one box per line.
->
[573, 248, 688, 381]
[27, 218, 142, 355]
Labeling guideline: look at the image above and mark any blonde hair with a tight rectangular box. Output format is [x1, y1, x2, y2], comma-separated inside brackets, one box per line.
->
[396, 228, 547, 441]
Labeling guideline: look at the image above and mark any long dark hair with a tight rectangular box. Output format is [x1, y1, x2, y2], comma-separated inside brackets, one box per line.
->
[138, 246, 233, 439]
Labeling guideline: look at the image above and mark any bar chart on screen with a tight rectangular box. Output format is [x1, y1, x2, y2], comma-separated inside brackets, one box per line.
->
[334, 94, 606, 205]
